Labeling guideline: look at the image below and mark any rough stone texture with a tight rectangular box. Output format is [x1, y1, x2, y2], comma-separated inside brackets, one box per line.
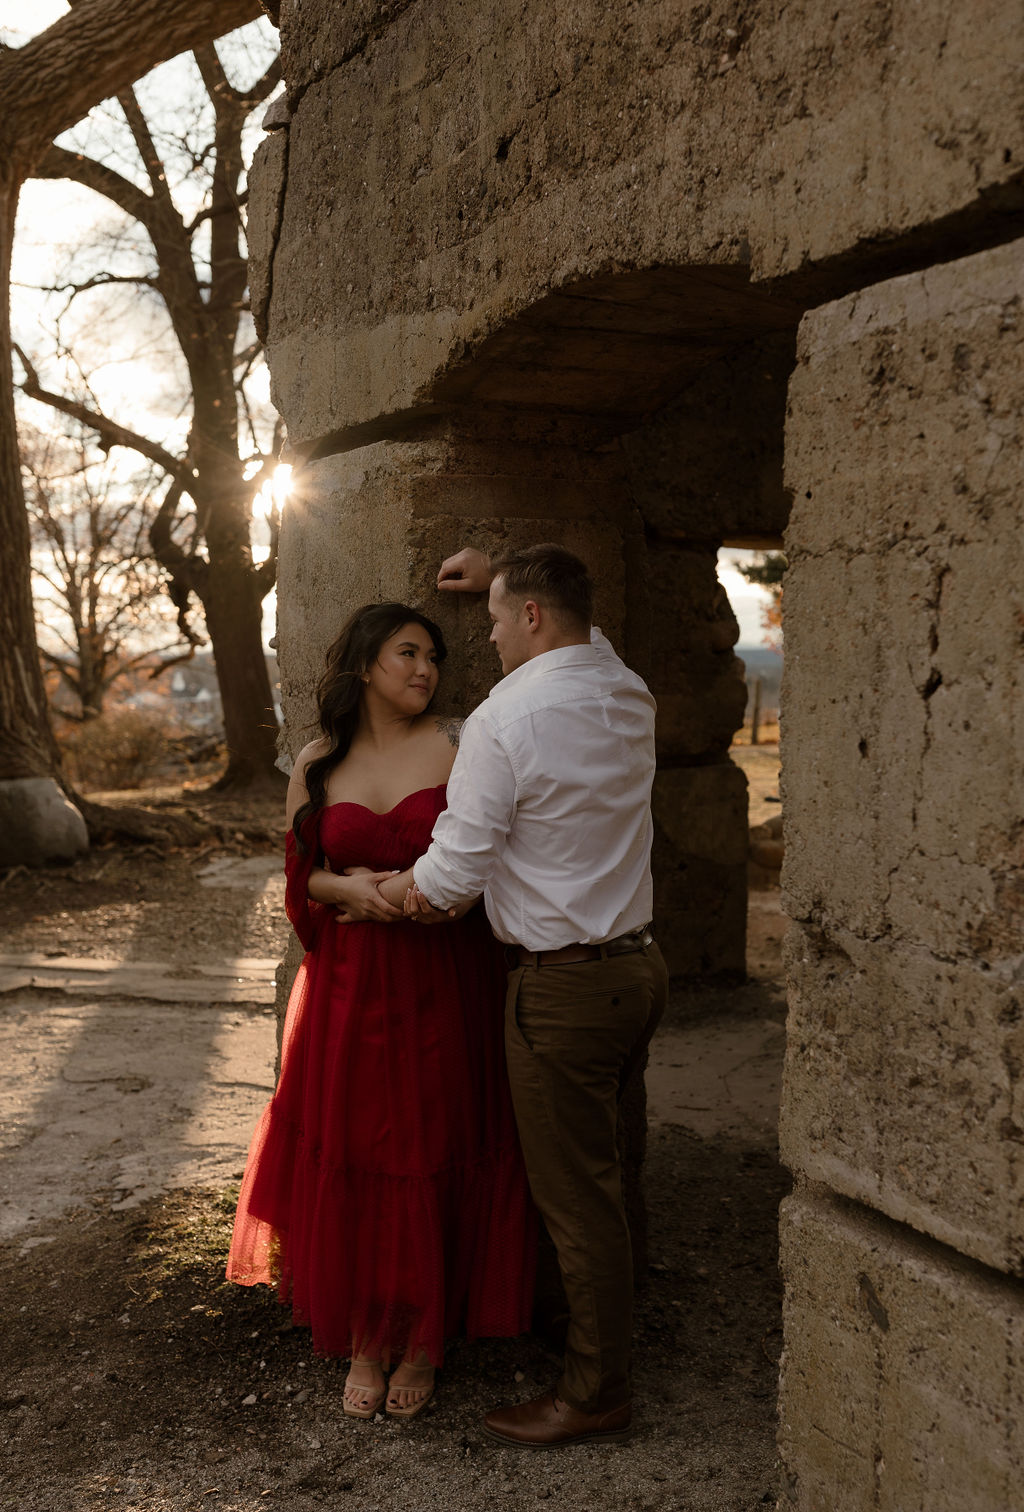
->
[778, 1188, 1024, 1511]
[652, 763, 748, 979]
[0, 779, 88, 868]
[258, 0, 1024, 445]
[630, 540, 748, 977]
[637, 540, 747, 762]
[247, 132, 287, 344]
[622, 333, 794, 545]
[780, 240, 1024, 1275]
[277, 417, 631, 754]
[782, 925, 1023, 1273]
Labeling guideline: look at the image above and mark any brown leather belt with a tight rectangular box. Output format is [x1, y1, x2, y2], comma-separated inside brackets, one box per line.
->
[509, 924, 654, 969]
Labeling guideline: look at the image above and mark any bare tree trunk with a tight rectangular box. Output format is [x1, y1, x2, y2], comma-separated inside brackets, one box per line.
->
[0, 168, 61, 781]
[0, 0, 264, 842]
[21, 30, 282, 791]
[203, 564, 280, 787]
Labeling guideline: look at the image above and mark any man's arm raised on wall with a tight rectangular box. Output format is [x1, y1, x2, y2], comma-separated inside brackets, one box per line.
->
[436, 547, 493, 594]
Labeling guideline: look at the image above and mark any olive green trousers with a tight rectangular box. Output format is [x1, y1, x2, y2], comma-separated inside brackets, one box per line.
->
[504, 941, 668, 1413]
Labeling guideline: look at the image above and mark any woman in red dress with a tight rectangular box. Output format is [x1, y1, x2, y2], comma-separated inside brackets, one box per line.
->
[227, 604, 535, 1419]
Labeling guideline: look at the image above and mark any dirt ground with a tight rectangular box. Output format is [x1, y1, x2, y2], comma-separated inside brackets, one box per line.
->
[0, 770, 789, 1512]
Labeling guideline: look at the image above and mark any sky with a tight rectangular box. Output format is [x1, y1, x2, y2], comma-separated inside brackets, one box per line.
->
[3, 1, 776, 654]
[0, 0, 66, 32]
[717, 552, 775, 647]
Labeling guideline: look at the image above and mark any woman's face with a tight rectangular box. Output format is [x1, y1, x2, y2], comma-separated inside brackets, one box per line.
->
[364, 621, 440, 714]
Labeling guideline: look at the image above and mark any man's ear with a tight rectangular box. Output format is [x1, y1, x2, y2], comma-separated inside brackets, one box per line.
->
[523, 599, 542, 630]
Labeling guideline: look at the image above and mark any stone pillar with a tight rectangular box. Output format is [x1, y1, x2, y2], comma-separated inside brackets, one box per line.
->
[621, 335, 794, 979]
[778, 240, 1024, 1508]
[644, 540, 750, 979]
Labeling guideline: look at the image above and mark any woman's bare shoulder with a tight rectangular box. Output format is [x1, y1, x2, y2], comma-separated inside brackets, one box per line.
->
[291, 736, 331, 782]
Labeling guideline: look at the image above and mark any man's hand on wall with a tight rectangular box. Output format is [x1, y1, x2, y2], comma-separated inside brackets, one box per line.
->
[437, 547, 493, 593]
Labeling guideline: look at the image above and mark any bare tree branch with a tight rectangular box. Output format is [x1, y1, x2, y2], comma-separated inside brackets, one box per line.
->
[149, 477, 208, 600]
[238, 56, 283, 110]
[33, 144, 155, 225]
[193, 42, 234, 112]
[1, 0, 264, 167]
[14, 344, 194, 487]
[185, 189, 249, 239]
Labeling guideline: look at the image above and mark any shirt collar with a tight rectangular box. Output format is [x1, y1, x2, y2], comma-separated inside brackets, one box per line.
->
[491, 640, 597, 697]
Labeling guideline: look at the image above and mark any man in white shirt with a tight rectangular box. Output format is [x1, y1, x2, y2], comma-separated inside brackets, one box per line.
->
[379, 544, 668, 1447]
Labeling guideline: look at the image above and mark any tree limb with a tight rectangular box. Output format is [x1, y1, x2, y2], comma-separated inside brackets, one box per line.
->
[149, 478, 209, 602]
[49, 272, 162, 304]
[239, 56, 283, 110]
[117, 86, 177, 213]
[14, 345, 194, 488]
[186, 190, 249, 239]
[1, 0, 264, 167]
[193, 42, 234, 112]
[33, 143, 155, 227]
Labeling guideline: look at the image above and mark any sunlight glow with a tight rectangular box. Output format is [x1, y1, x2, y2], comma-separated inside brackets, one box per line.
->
[252, 463, 292, 519]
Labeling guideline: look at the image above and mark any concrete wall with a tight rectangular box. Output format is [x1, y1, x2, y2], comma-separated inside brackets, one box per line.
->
[778, 240, 1024, 1503]
[255, 2, 1024, 1503]
[779, 1189, 1024, 1511]
[259, 0, 1024, 446]
[255, 0, 1024, 988]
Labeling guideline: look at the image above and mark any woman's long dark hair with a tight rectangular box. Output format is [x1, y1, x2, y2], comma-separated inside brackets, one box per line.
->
[292, 602, 447, 849]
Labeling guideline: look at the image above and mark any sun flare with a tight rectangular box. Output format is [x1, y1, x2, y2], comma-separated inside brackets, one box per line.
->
[252, 462, 292, 519]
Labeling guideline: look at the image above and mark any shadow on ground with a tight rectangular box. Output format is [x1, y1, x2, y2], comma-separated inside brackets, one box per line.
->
[1, 779, 789, 1510]
[1, 1023, 787, 1511]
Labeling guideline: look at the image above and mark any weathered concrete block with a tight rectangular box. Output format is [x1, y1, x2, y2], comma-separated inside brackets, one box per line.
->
[622, 333, 793, 543]
[276, 444, 416, 754]
[639, 541, 748, 764]
[780, 242, 1024, 1271]
[0, 779, 88, 868]
[781, 922, 1024, 1274]
[246, 131, 287, 345]
[260, 0, 1024, 443]
[779, 1189, 1024, 1512]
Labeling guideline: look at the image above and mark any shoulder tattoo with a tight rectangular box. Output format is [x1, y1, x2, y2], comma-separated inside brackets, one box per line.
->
[435, 716, 465, 748]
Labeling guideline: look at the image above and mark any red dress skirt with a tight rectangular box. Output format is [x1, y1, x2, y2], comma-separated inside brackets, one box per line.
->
[226, 785, 536, 1364]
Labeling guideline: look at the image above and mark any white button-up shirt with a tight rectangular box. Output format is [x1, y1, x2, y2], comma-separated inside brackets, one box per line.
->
[413, 630, 657, 951]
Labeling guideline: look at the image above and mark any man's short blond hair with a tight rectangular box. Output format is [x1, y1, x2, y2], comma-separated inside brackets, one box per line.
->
[490, 543, 593, 630]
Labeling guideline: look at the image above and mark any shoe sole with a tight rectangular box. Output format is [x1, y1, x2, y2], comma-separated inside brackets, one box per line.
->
[481, 1422, 633, 1449]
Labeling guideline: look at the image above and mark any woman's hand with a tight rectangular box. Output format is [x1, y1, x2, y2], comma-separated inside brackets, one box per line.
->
[313, 864, 405, 919]
[403, 884, 479, 924]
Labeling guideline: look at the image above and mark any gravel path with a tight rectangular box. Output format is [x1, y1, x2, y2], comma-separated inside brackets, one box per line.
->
[1, 787, 788, 1511]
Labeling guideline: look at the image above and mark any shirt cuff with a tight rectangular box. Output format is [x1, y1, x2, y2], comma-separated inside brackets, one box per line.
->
[412, 851, 475, 911]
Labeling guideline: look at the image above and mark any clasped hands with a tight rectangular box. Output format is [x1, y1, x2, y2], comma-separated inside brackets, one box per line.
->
[334, 867, 461, 925]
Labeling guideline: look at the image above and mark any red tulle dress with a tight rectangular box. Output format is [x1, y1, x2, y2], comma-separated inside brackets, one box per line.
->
[226, 785, 536, 1364]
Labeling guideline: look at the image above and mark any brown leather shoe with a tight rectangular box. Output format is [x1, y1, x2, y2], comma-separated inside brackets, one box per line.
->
[482, 1390, 632, 1448]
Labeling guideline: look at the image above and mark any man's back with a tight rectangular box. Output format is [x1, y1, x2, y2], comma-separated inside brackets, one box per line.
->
[426, 632, 656, 949]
